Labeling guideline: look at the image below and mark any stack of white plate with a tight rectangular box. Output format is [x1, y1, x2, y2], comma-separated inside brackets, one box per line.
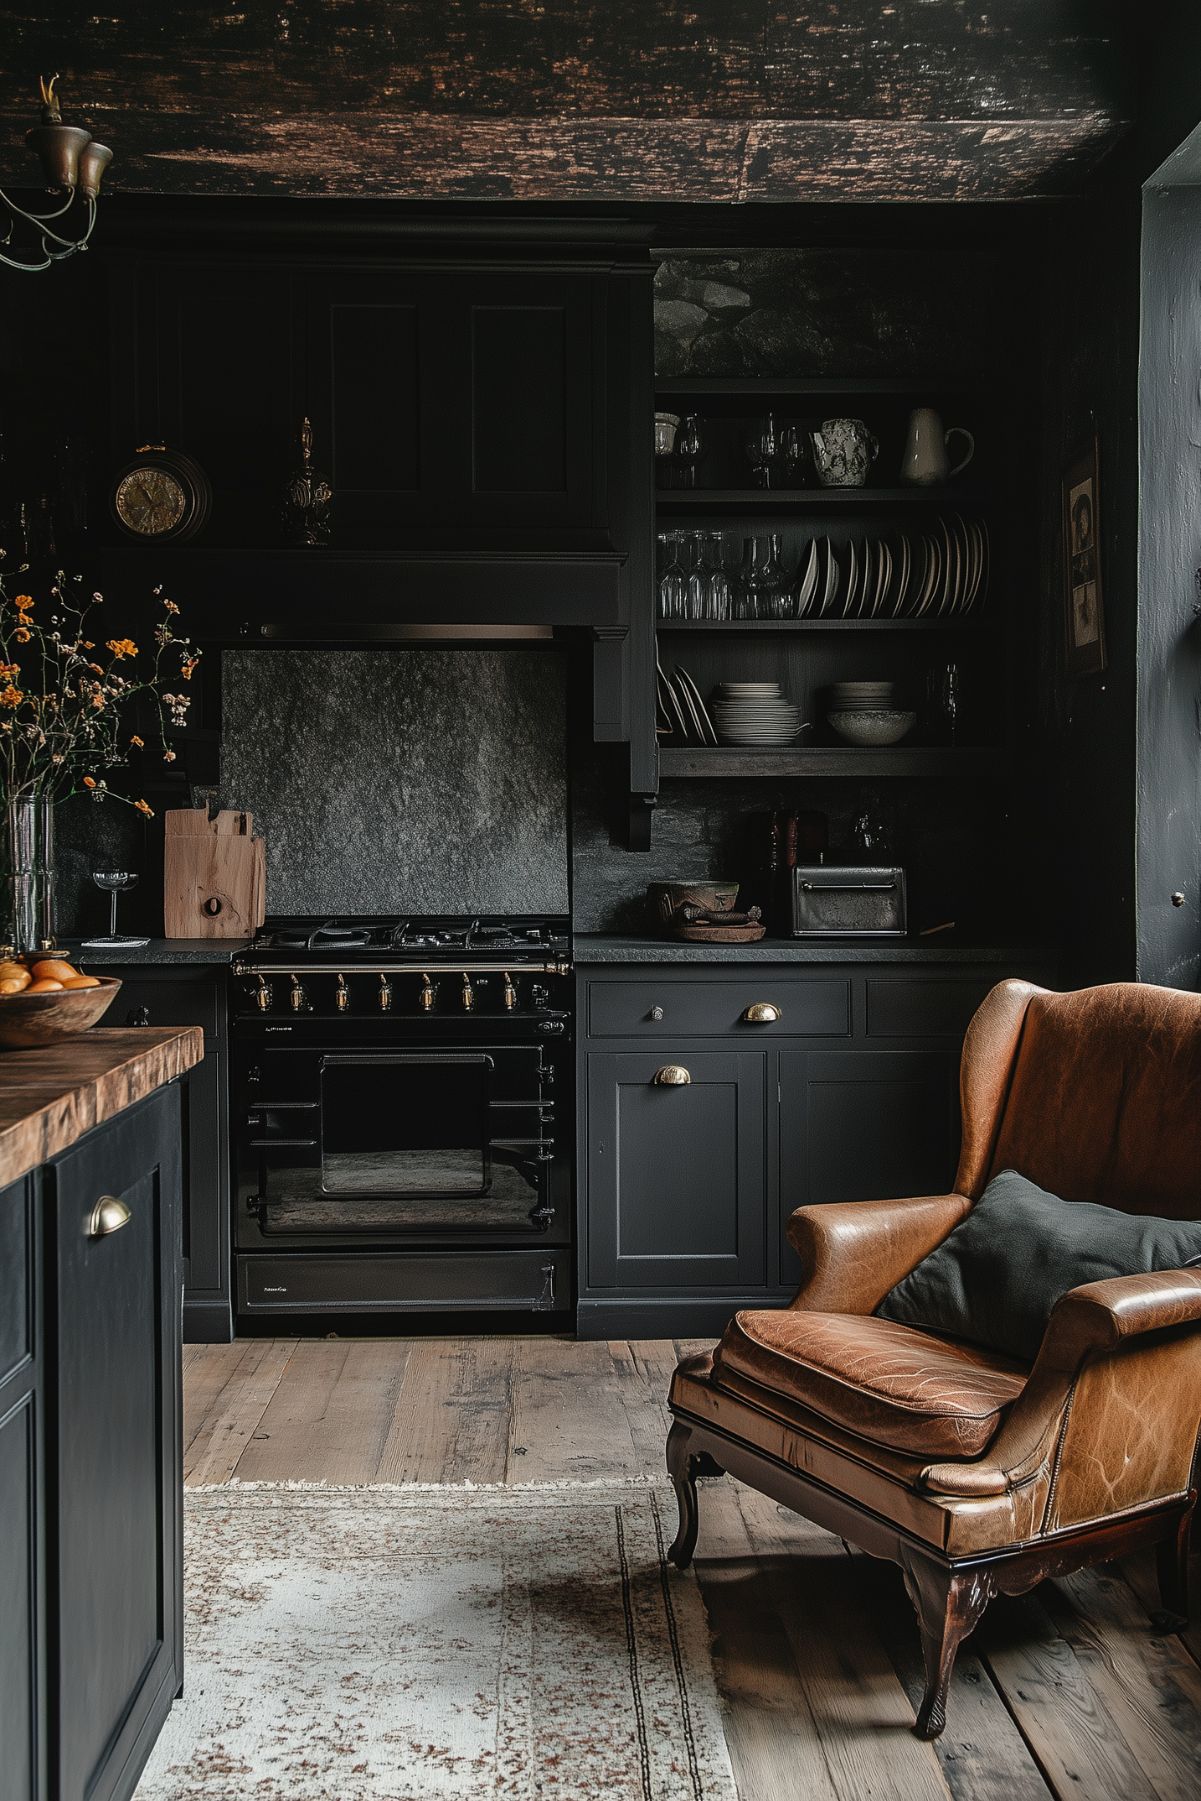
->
[711, 680, 805, 746]
[828, 681, 897, 712]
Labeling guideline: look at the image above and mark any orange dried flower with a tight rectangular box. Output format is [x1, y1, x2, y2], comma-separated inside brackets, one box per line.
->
[106, 638, 138, 659]
[14, 627, 30, 643]
[134, 798, 154, 817]
[83, 776, 97, 789]
[13, 593, 33, 611]
[129, 733, 144, 748]
[0, 683, 23, 709]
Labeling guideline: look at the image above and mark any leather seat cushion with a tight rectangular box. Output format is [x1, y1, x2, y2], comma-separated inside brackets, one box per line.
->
[713, 1310, 1028, 1458]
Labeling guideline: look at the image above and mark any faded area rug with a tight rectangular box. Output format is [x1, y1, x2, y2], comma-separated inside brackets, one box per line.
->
[135, 1483, 736, 1801]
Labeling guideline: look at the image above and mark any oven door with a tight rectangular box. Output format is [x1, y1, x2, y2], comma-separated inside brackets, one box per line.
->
[235, 1045, 559, 1247]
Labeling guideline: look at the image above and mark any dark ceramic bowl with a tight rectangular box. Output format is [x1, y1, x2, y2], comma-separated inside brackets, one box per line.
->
[0, 975, 121, 1050]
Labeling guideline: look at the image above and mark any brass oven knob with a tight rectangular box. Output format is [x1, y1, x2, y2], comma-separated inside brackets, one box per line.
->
[653, 1064, 692, 1086]
[418, 974, 434, 1012]
[335, 975, 350, 1012]
[289, 975, 308, 1012]
[378, 975, 393, 1011]
[461, 973, 475, 1011]
[254, 977, 273, 1012]
[742, 1001, 782, 1024]
[503, 971, 517, 1011]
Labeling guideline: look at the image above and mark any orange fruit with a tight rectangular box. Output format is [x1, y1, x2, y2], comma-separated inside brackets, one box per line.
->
[25, 978, 64, 992]
[0, 959, 29, 981]
[0, 975, 30, 995]
[31, 958, 80, 983]
[62, 974, 101, 989]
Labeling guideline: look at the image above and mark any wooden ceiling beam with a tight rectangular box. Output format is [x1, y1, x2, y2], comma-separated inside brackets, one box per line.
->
[0, 2, 1132, 201]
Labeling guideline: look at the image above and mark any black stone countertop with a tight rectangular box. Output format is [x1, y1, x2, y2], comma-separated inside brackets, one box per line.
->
[572, 934, 1058, 966]
[65, 938, 250, 967]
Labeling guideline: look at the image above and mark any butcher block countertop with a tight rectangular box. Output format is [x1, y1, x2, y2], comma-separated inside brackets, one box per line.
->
[0, 1027, 204, 1188]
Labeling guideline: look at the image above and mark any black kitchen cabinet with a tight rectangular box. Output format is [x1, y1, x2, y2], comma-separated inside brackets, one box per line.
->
[51, 1086, 183, 1801]
[576, 958, 1056, 1337]
[586, 1050, 767, 1290]
[0, 1172, 42, 1801]
[109, 255, 614, 552]
[110, 967, 233, 1343]
[1, 1081, 185, 1801]
[777, 1049, 959, 1288]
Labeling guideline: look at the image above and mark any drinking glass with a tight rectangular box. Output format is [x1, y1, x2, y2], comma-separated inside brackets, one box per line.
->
[657, 532, 686, 620]
[780, 423, 810, 487]
[684, 533, 707, 620]
[676, 414, 705, 490]
[744, 414, 779, 489]
[83, 869, 150, 948]
[763, 533, 791, 619]
[739, 537, 773, 619]
[701, 533, 732, 621]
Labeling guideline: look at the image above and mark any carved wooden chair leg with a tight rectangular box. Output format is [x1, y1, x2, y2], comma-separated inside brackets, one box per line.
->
[665, 1420, 702, 1570]
[900, 1552, 992, 1740]
[1152, 1508, 1193, 1632]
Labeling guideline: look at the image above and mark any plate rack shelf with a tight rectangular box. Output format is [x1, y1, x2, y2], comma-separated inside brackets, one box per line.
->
[653, 372, 1001, 778]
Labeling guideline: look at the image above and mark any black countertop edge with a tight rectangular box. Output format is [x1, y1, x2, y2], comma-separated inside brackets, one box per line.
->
[571, 934, 1059, 966]
[64, 938, 251, 966]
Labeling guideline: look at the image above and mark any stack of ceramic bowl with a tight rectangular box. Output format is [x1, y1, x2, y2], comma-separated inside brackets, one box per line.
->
[827, 681, 916, 747]
[711, 680, 805, 746]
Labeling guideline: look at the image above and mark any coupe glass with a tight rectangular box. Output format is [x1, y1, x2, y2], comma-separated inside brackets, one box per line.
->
[83, 869, 150, 948]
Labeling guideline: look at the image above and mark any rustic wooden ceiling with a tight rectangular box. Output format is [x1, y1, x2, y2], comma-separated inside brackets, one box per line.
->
[0, 2, 1132, 203]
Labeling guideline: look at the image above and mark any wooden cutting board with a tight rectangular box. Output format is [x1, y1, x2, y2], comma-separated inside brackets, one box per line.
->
[163, 809, 266, 938]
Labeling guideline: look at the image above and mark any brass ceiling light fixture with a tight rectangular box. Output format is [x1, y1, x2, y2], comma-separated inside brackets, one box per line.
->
[0, 75, 113, 273]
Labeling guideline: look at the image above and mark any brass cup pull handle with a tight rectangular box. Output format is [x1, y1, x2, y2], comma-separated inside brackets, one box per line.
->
[743, 1001, 782, 1024]
[653, 1064, 692, 1086]
[87, 1195, 131, 1239]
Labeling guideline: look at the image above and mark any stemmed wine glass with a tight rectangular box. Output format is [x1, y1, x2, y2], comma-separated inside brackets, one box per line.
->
[83, 869, 150, 948]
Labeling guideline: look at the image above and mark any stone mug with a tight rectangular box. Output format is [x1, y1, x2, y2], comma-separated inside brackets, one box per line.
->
[810, 418, 879, 488]
[899, 407, 975, 486]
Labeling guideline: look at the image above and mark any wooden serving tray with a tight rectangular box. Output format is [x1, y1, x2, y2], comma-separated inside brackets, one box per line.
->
[674, 923, 767, 943]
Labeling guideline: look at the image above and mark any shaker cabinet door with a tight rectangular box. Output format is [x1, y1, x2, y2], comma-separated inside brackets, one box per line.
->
[303, 273, 452, 533]
[778, 1050, 958, 1287]
[446, 273, 599, 529]
[51, 1087, 183, 1801]
[587, 1051, 767, 1289]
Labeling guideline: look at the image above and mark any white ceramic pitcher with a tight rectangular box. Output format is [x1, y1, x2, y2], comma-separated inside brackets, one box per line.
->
[899, 407, 974, 486]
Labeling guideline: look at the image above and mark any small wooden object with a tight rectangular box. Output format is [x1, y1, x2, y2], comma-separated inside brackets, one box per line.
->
[163, 809, 266, 939]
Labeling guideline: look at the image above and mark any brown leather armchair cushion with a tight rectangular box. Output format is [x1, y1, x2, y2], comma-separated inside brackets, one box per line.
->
[714, 1308, 1027, 1458]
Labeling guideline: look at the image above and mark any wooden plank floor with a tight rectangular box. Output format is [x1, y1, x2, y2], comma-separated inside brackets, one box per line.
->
[184, 1337, 1201, 1801]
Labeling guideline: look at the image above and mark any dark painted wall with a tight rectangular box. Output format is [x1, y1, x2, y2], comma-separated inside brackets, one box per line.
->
[1136, 171, 1201, 988]
[1031, 191, 1140, 986]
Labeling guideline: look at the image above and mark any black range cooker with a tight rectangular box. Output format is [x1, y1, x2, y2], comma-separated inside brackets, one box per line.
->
[230, 916, 573, 1321]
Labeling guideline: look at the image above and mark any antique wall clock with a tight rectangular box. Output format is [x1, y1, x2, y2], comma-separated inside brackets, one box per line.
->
[110, 446, 212, 543]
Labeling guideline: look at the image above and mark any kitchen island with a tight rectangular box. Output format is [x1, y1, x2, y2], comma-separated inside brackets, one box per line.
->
[0, 1026, 202, 1801]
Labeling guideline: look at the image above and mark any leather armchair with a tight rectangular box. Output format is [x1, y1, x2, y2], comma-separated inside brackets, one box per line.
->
[666, 980, 1201, 1739]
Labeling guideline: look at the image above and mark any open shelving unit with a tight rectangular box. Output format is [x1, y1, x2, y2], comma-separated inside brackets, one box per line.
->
[653, 370, 1004, 782]
[658, 746, 997, 778]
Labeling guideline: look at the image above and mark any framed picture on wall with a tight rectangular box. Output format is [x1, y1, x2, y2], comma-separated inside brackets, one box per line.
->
[1062, 436, 1106, 677]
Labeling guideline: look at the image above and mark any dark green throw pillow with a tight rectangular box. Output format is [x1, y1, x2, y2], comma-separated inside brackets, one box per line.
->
[877, 1169, 1201, 1363]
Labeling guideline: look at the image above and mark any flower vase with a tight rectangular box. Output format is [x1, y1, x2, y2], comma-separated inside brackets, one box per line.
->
[1, 793, 56, 955]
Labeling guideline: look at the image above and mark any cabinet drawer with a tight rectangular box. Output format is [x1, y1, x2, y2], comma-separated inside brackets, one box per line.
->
[587, 977, 850, 1039]
[865, 976, 998, 1040]
[104, 968, 220, 1038]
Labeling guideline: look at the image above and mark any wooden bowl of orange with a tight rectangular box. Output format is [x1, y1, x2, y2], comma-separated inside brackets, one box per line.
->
[0, 955, 121, 1049]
